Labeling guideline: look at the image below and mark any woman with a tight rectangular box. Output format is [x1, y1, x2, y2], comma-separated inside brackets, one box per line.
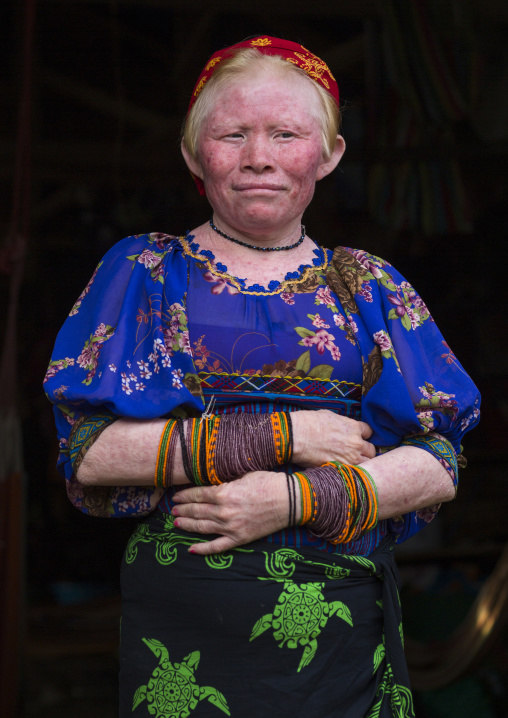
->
[44, 37, 480, 717]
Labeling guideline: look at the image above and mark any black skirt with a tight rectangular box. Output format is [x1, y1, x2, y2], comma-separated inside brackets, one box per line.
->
[119, 511, 414, 718]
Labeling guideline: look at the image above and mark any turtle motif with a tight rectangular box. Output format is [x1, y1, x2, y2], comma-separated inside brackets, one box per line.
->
[133, 638, 230, 718]
[250, 580, 352, 672]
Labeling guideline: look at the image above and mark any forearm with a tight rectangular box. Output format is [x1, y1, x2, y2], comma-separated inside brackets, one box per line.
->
[76, 411, 290, 487]
[358, 445, 455, 521]
[169, 444, 457, 553]
[77, 408, 379, 492]
[287, 445, 454, 544]
[77, 412, 298, 487]
[76, 418, 188, 486]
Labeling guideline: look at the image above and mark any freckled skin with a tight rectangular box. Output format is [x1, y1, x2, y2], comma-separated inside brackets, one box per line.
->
[182, 69, 345, 246]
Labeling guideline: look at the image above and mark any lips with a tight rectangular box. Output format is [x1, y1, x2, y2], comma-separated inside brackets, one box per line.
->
[234, 184, 286, 191]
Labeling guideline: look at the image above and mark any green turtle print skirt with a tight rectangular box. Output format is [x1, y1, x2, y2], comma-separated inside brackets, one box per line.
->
[119, 510, 414, 718]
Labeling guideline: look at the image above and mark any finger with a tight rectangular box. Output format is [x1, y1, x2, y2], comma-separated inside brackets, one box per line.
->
[173, 485, 218, 504]
[173, 516, 222, 535]
[189, 535, 238, 555]
[361, 441, 377, 459]
[359, 421, 373, 439]
[172, 502, 220, 521]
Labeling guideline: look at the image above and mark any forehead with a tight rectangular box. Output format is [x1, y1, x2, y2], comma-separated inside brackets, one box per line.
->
[205, 67, 322, 126]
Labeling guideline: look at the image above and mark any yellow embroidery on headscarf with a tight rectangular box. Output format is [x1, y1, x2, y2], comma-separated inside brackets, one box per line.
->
[293, 52, 335, 87]
[251, 38, 272, 46]
[298, 47, 336, 81]
[193, 76, 208, 97]
[205, 56, 222, 72]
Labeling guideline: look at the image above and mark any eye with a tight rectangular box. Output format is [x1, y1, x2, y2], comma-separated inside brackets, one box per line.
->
[226, 132, 244, 139]
[278, 131, 295, 139]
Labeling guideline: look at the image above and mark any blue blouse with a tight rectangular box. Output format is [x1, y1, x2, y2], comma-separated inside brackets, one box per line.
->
[44, 232, 481, 555]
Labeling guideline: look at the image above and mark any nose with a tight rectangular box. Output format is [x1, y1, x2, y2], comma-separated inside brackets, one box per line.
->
[242, 135, 274, 173]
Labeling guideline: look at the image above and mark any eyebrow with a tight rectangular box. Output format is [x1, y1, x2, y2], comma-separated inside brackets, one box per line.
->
[207, 119, 315, 134]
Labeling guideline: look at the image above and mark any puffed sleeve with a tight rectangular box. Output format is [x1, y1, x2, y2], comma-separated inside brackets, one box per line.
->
[43, 232, 205, 517]
[326, 247, 480, 542]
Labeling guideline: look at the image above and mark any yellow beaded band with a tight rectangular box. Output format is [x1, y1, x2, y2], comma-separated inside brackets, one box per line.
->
[293, 471, 317, 524]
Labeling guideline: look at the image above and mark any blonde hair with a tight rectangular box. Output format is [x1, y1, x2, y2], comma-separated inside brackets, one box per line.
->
[182, 48, 341, 161]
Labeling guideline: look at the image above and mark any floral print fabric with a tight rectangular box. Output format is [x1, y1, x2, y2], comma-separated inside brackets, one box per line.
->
[44, 232, 480, 546]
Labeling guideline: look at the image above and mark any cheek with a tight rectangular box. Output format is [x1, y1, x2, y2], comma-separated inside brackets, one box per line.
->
[200, 144, 235, 181]
[283, 147, 322, 192]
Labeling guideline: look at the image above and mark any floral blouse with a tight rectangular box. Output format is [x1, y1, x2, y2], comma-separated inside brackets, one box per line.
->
[44, 232, 480, 555]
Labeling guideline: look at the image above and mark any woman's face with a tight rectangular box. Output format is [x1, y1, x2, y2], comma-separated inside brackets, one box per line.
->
[182, 69, 345, 238]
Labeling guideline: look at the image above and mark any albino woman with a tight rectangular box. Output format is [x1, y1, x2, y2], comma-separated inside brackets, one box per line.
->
[45, 37, 480, 717]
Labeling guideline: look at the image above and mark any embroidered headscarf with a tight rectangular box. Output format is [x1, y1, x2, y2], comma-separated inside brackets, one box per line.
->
[187, 36, 339, 195]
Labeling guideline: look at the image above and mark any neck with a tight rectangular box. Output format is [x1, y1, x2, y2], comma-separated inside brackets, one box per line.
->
[184, 220, 319, 288]
[209, 217, 305, 253]
[210, 215, 305, 250]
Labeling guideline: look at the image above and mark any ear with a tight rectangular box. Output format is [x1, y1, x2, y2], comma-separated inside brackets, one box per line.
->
[316, 135, 346, 181]
[181, 139, 204, 180]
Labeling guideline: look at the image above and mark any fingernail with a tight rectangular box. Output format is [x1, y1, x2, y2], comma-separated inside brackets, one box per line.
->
[189, 548, 196, 554]
[172, 507, 179, 516]
[173, 519, 180, 527]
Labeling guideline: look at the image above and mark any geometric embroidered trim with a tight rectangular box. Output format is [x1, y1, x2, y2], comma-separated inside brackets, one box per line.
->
[401, 433, 458, 488]
[199, 371, 362, 400]
[69, 409, 117, 474]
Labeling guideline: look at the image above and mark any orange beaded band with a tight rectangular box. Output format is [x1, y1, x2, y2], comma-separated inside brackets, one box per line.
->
[293, 472, 317, 524]
[156, 412, 294, 488]
[270, 412, 293, 465]
[293, 461, 378, 544]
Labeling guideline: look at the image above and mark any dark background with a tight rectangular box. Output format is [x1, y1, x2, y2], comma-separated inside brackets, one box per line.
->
[1, 1, 508, 716]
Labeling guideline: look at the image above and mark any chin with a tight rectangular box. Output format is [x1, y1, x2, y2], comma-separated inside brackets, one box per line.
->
[235, 205, 299, 228]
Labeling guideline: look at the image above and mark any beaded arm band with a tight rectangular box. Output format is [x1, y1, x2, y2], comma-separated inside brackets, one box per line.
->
[291, 461, 378, 544]
[154, 412, 293, 488]
[154, 419, 180, 488]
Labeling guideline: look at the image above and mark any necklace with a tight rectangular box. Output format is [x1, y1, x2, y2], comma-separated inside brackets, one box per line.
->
[209, 219, 305, 252]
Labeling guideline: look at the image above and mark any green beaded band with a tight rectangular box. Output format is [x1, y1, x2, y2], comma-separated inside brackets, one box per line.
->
[292, 471, 317, 525]
[154, 420, 173, 488]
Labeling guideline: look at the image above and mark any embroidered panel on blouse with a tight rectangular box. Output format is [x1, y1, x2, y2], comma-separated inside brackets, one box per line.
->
[183, 236, 363, 415]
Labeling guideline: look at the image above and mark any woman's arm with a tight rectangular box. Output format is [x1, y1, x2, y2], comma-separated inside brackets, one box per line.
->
[170, 445, 454, 555]
[76, 418, 185, 486]
[76, 410, 376, 487]
[359, 445, 455, 519]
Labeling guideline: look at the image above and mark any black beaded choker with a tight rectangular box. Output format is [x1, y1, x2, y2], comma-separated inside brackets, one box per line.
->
[209, 219, 305, 252]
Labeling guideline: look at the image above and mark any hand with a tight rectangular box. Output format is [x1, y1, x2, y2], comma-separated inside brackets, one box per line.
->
[291, 409, 375, 467]
[171, 471, 289, 555]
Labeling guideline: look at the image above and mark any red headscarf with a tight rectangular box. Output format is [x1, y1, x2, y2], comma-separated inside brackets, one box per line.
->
[186, 36, 339, 195]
